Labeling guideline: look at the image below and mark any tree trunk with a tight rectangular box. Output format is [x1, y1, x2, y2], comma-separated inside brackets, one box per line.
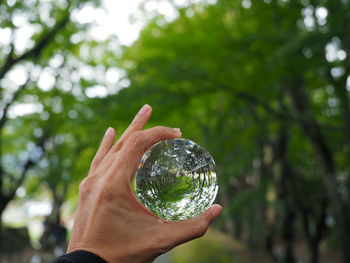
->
[0, 195, 11, 246]
[282, 209, 296, 263]
[40, 190, 67, 250]
[274, 124, 296, 263]
[310, 241, 320, 263]
[289, 78, 350, 263]
[300, 198, 327, 263]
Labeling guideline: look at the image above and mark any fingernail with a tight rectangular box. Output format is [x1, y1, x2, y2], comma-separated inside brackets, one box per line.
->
[138, 104, 151, 116]
[173, 128, 181, 136]
[104, 127, 113, 137]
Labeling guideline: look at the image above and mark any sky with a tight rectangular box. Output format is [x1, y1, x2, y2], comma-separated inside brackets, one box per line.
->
[75, 0, 148, 45]
[74, 0, 194, 45]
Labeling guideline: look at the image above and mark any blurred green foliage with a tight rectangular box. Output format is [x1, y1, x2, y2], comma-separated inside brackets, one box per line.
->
[171, 230, 237, 263]
[1, 0, 350, 262]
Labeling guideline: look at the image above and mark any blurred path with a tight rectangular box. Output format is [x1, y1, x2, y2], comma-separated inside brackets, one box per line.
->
[154, 252, 172, 263]
[167, 229, 340, 263]
[169, 228, 272, 263]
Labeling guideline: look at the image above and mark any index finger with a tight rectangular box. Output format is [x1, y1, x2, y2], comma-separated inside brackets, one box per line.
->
[97, 105, 153, 176]
[110, 126, 182, 183]
[111, 104, 152, 153]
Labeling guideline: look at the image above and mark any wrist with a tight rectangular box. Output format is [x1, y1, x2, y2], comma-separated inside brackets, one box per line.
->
[55, 250, 106, 263]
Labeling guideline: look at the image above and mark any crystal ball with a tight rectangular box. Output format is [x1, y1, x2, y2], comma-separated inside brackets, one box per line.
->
[135, 138, 218, 221]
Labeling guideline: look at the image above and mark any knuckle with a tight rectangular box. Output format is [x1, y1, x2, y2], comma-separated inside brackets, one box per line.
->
[192, 220, 208, 237]
[128, 131, 143, 146]
[78, 177, 94, 198]
[151, 235, 174, 255]
[153, 243, 172, 256]
[79, 176, 117, 205]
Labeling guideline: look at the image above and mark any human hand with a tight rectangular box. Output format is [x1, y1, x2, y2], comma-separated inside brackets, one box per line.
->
[67, 104, 222, 263]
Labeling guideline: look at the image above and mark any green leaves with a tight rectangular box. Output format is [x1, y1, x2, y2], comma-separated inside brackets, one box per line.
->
[116, 0, 350, 258]
[1, 0, 349, 259]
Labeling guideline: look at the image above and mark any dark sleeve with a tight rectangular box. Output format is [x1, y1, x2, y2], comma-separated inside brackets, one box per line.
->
[52, 250, 107, 263]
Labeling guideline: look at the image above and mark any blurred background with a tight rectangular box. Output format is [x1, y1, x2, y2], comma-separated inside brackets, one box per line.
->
[0, 0, 349, 262]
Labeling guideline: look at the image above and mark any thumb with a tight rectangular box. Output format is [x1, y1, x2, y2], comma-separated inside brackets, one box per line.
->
[163, 204, 222, 248]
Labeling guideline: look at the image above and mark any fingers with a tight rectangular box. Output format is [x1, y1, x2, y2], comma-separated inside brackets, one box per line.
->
[112, 126, 182, 183]
[123, 104, 153, 137]
[111, 104, 152, 153]
[89, 127, 116, 175]
[163, 204, 222, 247]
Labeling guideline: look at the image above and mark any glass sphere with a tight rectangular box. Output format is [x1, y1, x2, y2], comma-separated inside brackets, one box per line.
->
[135, 138, 218, 221]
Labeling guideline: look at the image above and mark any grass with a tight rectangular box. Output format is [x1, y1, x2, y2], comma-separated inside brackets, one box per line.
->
[170, 229, 239, 263]
[158, 176, 196, 203]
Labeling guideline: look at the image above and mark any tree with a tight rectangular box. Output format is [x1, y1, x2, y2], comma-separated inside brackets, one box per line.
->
[115, 0, 350, 262]
[0, 0, 104, 239]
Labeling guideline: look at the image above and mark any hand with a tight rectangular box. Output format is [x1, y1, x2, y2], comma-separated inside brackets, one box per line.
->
[67, 104, 222, 263]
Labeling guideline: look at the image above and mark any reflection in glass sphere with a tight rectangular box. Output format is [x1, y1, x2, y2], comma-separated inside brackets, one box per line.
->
[135, 138, 218, 221]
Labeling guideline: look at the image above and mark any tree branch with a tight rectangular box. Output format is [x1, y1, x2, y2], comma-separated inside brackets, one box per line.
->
[235, 91, 296, 122]
[0, 79, 31, 130]
[6, 133, 48, 201]
[232, 89, 341, 132]
[0, 12, 70, 80]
